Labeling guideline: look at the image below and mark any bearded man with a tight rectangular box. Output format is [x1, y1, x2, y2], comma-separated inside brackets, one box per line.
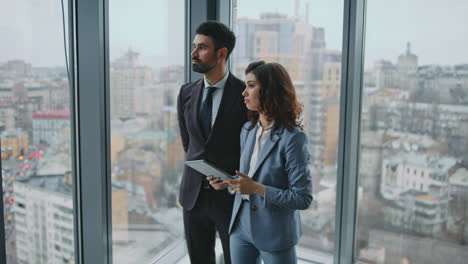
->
[177, 21, 247, 264]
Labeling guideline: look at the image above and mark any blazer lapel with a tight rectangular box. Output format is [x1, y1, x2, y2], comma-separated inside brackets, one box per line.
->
[250, 126, 284, 179]
[190, 79, 205, 140]
[207, 74, 242, 143]
[240, 125, 258, 173]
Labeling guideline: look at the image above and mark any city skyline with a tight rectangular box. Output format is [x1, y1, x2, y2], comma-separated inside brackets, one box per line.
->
[2, 0, 468, 67]
[2, 1, 468, 263]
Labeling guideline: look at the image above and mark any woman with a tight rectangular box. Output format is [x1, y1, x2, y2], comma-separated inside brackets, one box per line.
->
[208, 61, 313, 264]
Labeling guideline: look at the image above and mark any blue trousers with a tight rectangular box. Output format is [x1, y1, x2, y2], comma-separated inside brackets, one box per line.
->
[229, 202, 297, 264]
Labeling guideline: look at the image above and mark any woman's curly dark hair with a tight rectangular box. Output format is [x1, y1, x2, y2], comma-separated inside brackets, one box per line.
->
[245, 61, 303, 132]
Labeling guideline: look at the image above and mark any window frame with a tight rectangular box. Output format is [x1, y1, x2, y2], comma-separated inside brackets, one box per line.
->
[334, 1, 367, 263]
[0, 0, 368, 263]
[221, 0, 367, 263]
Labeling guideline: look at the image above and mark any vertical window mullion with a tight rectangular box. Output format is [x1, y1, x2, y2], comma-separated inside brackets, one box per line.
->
[187, 0, 209, 82]
[218, 0, 231, 69]
[335, 0, 367, 263]
[69, 0, 81, 263]
[218, 0, 230, 27]
[74, 0, 111, 263]
[0, 153, 5, 263]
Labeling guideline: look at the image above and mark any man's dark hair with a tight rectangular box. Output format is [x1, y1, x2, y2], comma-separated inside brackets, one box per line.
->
[196, 21, 236, 59]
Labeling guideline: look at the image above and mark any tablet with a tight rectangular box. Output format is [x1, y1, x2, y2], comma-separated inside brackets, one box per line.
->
[185, 160, 234, 181]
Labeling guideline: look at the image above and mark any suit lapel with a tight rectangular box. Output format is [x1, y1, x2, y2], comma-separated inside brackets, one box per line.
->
[250, 127, 284, 179]
[207, 74, 241, 143]
[190, 79, 205, 140]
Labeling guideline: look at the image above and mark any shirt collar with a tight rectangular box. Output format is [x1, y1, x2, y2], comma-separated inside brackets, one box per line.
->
[257, 120, 275, 131]
[203, 70, 229, 90]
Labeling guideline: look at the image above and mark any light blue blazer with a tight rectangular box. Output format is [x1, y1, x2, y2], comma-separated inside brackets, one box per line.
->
[228, 122, 313, 252]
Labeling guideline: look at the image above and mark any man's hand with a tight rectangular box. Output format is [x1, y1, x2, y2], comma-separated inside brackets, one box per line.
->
[226, 170, 265, 196]
[207, 176, 229, 190]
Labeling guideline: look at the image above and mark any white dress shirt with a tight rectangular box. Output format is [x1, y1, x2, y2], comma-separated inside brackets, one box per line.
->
[201, 71, 229, 127]
[243, 121, 274, 200]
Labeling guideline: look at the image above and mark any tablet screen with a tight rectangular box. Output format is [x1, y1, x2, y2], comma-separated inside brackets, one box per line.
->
[185, 160, 234, 181]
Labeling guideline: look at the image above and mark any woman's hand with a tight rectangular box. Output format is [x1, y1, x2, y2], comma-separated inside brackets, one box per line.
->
[207, 176, 229, 190]
[226, 170, 266, 196]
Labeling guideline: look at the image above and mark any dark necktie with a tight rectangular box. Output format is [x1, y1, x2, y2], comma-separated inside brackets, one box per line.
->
[200, 86, 216, 138]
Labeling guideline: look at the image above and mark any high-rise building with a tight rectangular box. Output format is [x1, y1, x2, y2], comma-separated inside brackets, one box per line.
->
[398, 42, 418, 74]
[233, 12, 323, 81]
[0, 60, 32, 76]
[448, 167, 468, 240]
[110, 49, 153, 119]
[233, 11, 341, 177]
[32, 109, 70, 145]
[14, 172, 75, 264]
[380, 153, 455, 235]
[321, 62, 341, 166]
[0, 129, 28, 158]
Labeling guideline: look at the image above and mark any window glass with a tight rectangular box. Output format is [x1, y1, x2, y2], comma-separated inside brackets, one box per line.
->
[0, 1, 75, 263]
[232, 0, 344, 258]
[355, 1, 468, 263]
[109, 0, 186, 263]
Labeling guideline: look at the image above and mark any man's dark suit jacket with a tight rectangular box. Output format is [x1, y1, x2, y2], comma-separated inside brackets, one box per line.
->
[177, 73, 247, 210]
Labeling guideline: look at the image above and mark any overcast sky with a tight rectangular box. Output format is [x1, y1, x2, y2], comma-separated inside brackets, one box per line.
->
[0, 0, 467, 68]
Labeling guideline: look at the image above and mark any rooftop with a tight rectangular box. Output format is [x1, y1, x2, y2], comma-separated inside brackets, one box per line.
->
[385, 100, 468, 114]
[16, 174, 72, 196]
[449, 168, 468, 187]
[417, 194, 439, 201]
[33, 109, 70, 119]
[386, 152, 456, 173]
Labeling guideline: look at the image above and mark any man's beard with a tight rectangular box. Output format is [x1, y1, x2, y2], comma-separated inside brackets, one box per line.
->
[192, 56, 218, 73]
